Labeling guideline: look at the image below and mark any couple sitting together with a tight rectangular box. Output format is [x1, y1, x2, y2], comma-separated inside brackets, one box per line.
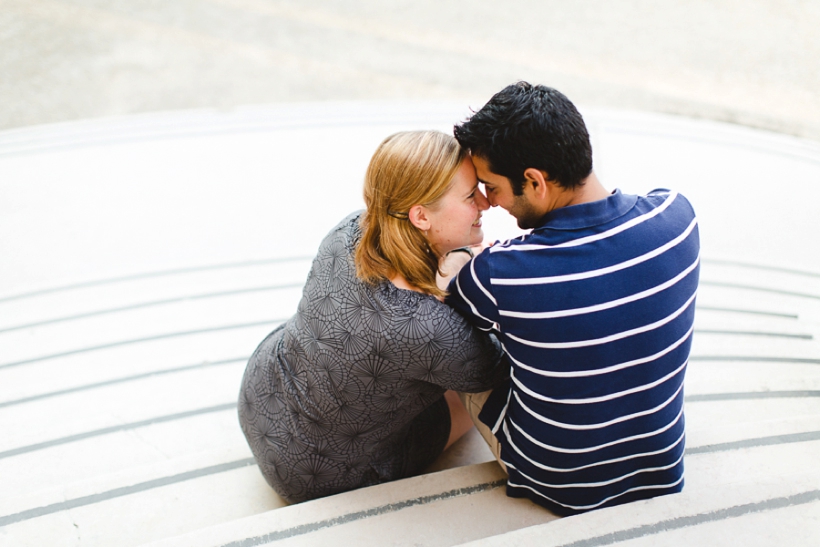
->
[238, 82, 700, 516]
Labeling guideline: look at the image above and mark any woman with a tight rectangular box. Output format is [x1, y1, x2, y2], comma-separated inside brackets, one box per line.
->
[238, 131, 507, 504]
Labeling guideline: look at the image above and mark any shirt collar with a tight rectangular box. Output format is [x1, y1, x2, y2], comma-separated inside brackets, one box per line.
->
[533, 189, 637, 231]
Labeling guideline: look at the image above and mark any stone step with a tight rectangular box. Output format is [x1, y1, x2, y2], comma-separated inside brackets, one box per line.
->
[141, 436, 820, 547]
[459, 445, 820, 546]
[140, 462, 558, 547]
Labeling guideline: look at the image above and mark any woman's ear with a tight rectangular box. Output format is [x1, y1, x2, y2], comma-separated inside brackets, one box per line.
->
[408, 204, 431, 232]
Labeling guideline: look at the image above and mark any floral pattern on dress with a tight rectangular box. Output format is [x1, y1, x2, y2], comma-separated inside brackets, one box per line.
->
[238, 212, 507, 503]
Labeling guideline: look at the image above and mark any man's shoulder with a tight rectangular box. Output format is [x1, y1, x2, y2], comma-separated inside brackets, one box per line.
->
[641, 188, 696, 216]
[478, 188, 697, 265]
[477, 187, 696, 249]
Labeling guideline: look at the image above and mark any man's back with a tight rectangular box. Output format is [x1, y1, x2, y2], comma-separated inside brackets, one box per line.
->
[448, 188, 699, 515]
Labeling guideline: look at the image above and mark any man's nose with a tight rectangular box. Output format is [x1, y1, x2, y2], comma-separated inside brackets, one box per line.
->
[476, 189, 491, 210]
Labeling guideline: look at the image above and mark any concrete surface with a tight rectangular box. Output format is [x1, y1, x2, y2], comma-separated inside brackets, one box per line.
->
[3, 2, 819, 544]
[1, 102, 819, 545]
[2, 0, 820, 140]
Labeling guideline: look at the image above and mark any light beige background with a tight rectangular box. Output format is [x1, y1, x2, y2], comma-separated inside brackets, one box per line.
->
[2, 0, 819, 140]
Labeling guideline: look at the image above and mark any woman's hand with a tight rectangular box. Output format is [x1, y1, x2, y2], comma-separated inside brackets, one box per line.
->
[436, 246, 480, 292]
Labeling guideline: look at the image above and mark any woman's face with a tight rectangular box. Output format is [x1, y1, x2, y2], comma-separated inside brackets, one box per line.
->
[425, 157, 490, 255]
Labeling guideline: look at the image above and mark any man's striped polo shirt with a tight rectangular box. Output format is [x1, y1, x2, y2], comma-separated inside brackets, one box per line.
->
[446, 188, 700, 515]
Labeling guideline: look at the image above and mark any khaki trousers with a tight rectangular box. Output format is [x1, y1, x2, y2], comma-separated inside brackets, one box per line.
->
[459, 390, 507, 473]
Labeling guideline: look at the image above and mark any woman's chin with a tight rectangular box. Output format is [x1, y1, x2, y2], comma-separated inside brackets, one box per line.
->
[470, 228, 484, 245]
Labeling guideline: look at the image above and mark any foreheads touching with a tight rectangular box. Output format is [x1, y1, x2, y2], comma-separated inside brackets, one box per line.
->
[453, 81, 593, 194]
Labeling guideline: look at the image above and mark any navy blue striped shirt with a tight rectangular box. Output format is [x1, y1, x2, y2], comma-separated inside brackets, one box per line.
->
[446, 188, 699, 515]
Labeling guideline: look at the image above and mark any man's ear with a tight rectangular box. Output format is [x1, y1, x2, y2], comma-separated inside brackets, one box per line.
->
[408, 204, 431, 232]
[523, 168, 551, 200]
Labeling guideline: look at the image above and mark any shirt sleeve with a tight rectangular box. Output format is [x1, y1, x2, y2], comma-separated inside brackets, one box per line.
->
[445, 248, 500, 332]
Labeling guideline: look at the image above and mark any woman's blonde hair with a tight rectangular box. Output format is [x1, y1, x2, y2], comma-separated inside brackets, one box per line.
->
[355, 130, 467, 298]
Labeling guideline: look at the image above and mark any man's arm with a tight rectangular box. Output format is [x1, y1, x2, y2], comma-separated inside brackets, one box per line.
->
[445, 249, 500, 333]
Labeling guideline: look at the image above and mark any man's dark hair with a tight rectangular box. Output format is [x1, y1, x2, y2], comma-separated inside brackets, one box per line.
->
[454, 82, 593, 195]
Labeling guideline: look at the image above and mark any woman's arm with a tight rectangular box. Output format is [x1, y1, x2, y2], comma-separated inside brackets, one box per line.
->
[414, 304, 509, 393]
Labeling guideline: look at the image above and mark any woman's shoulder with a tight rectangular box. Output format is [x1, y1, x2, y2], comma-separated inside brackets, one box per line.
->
[312, 211, 468, 325]
[376, 281, 469, 329]
[310, 211, 362, 266]
[324, 211, 364, 243]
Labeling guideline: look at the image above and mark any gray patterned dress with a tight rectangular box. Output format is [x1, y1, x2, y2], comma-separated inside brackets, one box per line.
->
[238, 212, 507, 503]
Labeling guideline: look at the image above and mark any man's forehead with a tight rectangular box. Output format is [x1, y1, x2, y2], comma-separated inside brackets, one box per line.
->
[469, 154, 492, 174]
[470, 155, 505, 185]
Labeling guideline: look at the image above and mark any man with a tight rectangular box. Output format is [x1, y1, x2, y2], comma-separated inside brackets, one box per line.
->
[447, 82, 700, 515]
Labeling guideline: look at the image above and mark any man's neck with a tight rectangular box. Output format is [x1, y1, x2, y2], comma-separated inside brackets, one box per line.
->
[524, 171, 612, 228]
[563, 172, 610, 207]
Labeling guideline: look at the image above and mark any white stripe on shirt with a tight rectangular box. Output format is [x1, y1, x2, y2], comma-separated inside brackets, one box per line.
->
[505, 475, 684, 512]
[491, 386, 513, 435]
[505, 290, 697, 349]
[509, 450, 684, 489]
[513, 382, 683, 430]
[490, 191, 678, 254]
[507, 405, 684, 454]
[505, 324, 693, 378]
[454, 271, 496, 331]
[510, 359, 687, 404]
[492, 217, 698, 285]
[499, 254, 699, 319]
[470, 256, 498, 306]
[504, 426, 686, 476]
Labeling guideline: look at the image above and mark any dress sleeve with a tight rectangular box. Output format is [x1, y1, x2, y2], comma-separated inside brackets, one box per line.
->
[445, 249, 500, 332]
[415, 304, 508, 393]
